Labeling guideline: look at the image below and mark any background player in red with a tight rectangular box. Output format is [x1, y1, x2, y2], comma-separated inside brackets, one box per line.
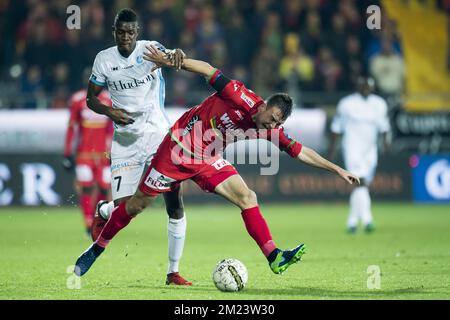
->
[74, 48, 360, 277]
[63, 89, 113, 235]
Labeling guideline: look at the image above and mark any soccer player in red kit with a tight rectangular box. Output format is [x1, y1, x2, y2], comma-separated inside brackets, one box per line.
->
[74, 47, 360, 277]
[63, 89, 113, 234]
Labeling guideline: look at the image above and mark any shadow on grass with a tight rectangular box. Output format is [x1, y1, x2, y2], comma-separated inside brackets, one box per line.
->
[124, 284, 446, 299]
[126, 285, 218, 293]
[240, 286, 443, 298]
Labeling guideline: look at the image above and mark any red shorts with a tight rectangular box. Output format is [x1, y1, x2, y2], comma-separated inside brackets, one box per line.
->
[138, 135, 238, 196]
[75, 158, 111, 189]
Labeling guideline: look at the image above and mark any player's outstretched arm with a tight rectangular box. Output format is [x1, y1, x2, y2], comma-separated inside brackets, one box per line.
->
[144, 45, 215, 78]
[297, 146, 360, 185]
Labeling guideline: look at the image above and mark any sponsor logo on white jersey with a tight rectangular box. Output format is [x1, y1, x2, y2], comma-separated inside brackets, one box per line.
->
[111, 161, 140, 175]
[107, 74, 155, 91]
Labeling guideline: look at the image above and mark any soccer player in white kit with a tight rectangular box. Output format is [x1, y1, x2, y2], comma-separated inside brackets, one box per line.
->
[85, 8, 191, 285]
[329, 76, 391, 233]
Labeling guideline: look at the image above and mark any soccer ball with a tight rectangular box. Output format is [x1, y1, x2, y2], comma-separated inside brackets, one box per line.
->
[212, 258, 248, 292]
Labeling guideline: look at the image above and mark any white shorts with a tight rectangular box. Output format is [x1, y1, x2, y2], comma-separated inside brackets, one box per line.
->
[110, 129, 167, 200]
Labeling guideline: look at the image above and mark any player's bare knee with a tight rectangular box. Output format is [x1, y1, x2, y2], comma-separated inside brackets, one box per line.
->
[114, 196, 131, 207]
[167, 207, 184, 219]
[126, 194, 152, 216]
[238, 189, 258, 209]
[127, 203, 144, 216]
[360, 178, 368, 187]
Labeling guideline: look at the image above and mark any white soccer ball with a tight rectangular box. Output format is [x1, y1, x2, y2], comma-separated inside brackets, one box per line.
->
[212, 258, 248, 292]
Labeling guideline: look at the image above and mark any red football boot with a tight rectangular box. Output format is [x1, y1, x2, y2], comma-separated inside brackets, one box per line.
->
[166, 272, 193, 286]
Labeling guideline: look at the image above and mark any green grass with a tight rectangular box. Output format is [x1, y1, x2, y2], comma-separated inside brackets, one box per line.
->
[1, 203, 450, 300]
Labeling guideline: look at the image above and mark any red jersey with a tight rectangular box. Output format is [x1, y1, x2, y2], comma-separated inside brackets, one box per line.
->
[64, 90, 113, 158]
[168, 69, 302, 160]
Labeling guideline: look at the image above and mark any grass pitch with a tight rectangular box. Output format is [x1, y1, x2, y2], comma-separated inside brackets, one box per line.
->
[1, 202, 449, 300]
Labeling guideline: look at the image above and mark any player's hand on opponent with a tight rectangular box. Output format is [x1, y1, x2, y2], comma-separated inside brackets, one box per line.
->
[169, 48, 186, 71]
[107, 108, 134, 126]
[62, 155, 75, 171]
[144, 45, 177, 71]
[337, 169, 360, 185]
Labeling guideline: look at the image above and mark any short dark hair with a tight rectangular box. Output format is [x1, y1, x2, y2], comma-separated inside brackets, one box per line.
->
[266, 93, 293, 120]
[114, 8, 138, 27]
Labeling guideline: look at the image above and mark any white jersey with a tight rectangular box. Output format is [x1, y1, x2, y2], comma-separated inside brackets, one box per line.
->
[90, 40, 170, 136]
[331, 93, 390, 179]
[89, 40, 172, 200]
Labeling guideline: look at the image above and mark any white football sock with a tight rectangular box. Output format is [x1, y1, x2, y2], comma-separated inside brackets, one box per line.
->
[348, 188, 362, 228]
[167, 216, 187, 274]
[359, 186, 373, 226]
[99, 201, 114, 220]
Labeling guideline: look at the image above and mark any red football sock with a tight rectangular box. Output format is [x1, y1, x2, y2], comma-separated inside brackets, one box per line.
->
[96, 201, 133, 248]
[241, 206, 277, 257]
[79, 193, 94, 229]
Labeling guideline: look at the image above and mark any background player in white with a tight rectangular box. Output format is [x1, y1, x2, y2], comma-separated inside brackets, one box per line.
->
[85, 8, 191, 285]
[329, 76, 391, 233]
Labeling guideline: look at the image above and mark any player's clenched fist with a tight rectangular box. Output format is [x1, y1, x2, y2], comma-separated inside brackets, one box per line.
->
[106, 108, 134, 125]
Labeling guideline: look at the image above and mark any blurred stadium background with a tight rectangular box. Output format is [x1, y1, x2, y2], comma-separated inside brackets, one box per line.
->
[0, 0, 449, 205]
[0, 0, 450, 300]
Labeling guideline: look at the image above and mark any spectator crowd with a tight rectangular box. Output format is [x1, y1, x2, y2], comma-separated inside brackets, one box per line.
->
[0, 0, 415, 109]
